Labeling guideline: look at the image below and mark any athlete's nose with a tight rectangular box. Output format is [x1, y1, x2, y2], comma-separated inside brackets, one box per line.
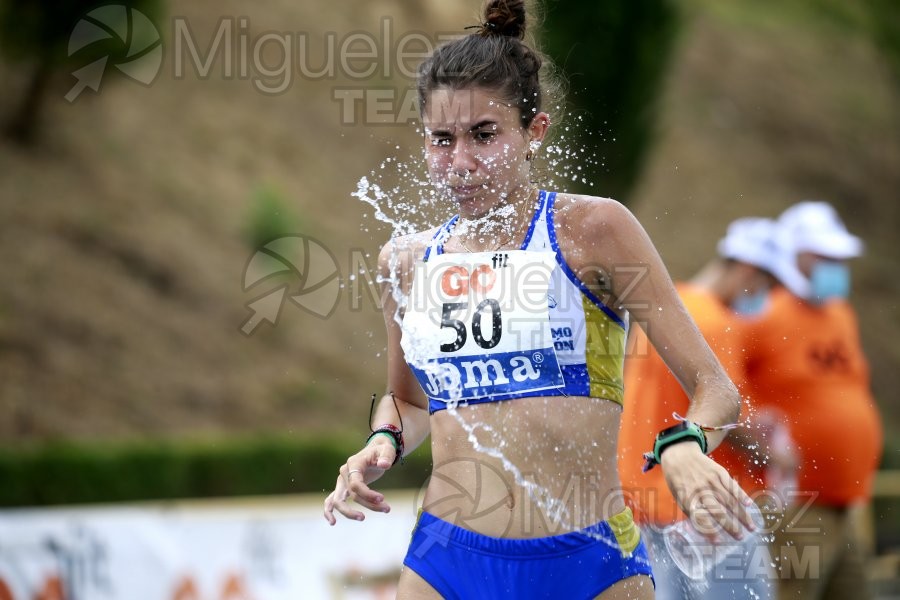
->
[450, 139, 477, 176]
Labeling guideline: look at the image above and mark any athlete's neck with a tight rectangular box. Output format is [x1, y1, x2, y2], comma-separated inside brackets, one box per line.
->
[453, 186, 538, 252]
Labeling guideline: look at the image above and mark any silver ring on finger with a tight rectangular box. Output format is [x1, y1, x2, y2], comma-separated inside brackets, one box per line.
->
[348, 469, 362, 477]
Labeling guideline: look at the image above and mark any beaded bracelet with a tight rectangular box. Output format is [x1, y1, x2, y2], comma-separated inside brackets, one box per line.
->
[365, 392, 405, 466]
[366, 424, 404, 466]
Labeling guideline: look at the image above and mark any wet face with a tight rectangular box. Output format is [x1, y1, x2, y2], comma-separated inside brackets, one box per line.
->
[421, 87, 548, 217]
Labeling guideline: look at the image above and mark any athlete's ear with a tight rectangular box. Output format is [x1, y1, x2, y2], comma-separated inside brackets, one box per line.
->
[527, 112, 551, 145]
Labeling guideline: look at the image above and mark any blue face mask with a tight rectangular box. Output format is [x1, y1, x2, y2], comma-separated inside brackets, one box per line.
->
[810, 261, 850, 304]
[732, 288, 769, 316]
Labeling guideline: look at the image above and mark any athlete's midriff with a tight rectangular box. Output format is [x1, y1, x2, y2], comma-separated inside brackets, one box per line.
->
[424, 394, 627, 539]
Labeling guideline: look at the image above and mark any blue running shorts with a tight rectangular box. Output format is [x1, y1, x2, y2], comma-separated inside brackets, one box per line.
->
[403, 506, 655, 599]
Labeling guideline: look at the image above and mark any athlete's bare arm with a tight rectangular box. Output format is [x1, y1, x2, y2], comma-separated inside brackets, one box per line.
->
[553, 195, 755, 539]
[324, 235, 431, 524]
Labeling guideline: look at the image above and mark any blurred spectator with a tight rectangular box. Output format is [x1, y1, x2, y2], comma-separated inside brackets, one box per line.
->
[619, 217, 794, 600]
[744, 201, 883, 600]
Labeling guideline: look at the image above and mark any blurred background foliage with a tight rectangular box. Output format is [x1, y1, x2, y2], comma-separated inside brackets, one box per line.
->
[0, 0, 896, 537]
[541, 0, 680, 202]
[0, 0, 165, 143]
[244, 182, 303, 249]
[0, 435, 432, 507]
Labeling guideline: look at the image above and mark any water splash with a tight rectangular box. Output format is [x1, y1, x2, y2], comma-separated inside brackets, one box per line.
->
[445, 401, 573, 528]
[352, 117, 646, 557]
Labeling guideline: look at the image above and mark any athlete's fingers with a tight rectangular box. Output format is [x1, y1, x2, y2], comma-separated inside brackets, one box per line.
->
[688, 490, 725, 543]
[331, 471, 366, 521]
[716, 469, 756, 534]
[325, 469, 366, 523]
[688, 476, 739, 541]
[332, 495, 366, 521]
[323, 491, 337, 525]
[708, 494, 742, 541]
[343, 457, 391, 513]
[347, 475, 391, 513]
[324, 473, 355, 523]
[706, 480, 753, 541]
[678, 456, 754, 541]
[327, 442, 395, 522]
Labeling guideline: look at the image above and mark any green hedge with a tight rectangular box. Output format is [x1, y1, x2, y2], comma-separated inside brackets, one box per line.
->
[0, 436, 432, 507]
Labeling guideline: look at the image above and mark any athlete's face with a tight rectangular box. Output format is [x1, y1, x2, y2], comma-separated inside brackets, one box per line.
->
[422, 86, 548, 216]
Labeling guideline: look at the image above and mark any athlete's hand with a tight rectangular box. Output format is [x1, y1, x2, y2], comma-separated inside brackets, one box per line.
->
[323, 437, 397, 525]
[660, 442, 757, 541]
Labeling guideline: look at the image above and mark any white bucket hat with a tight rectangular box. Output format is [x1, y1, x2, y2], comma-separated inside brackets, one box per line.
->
[777, 201, 864, 260]
[717, 217, 809, 297]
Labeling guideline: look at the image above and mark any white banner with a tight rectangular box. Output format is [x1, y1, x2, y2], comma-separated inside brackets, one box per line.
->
[0, 492, 419, 600]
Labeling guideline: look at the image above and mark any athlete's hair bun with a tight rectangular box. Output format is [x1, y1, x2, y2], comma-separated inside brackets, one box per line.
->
[418, 0, 556, 130]
[482, 0, 527, 39]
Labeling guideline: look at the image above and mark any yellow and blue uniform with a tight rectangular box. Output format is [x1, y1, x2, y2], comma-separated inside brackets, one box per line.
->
[407, 190, 627, 413]
[399, 191, 653, 599]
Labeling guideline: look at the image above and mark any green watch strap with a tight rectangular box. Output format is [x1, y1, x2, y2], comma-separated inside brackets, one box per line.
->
[366, 431, 399, 452]
[653, 421, 708, 463]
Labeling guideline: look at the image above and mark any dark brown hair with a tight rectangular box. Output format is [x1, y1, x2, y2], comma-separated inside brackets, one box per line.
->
[416, 0, 550, 129]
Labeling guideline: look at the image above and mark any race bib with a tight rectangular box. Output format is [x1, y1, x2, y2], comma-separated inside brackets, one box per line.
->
[400, 250, 564, 403]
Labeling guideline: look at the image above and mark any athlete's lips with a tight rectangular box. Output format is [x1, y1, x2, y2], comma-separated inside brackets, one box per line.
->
[448, 183, 486, 198]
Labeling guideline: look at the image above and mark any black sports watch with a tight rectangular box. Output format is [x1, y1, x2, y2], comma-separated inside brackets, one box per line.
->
[641, 421, 708, 472]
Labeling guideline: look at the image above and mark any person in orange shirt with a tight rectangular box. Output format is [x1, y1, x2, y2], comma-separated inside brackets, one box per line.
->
[620, 217, 795, 600]
[743, 201, 883, 600]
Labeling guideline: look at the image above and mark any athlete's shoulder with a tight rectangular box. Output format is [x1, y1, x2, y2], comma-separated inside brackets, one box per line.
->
[552, 193, 635, 230]
[551, 193, 650, 261]
[378, 227, 441, 273]
[382, 227, 440, 253]
[552, 192, 637, 232]
[552, 192, 625, 215]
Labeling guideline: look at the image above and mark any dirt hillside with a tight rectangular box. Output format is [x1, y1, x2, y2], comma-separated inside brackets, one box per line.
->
[630, 1, 900, 449]
[0, 1, 896, 450]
